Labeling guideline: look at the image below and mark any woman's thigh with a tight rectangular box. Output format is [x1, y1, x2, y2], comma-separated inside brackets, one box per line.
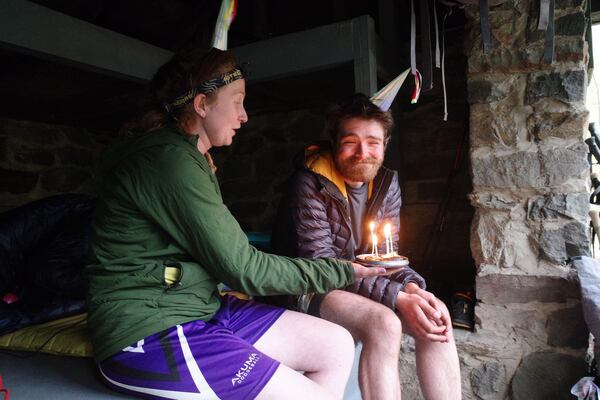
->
[98, 298, 287, 400]
[253, 309, 354, 373]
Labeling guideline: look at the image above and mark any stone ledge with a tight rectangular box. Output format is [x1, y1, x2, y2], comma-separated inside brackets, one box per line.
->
[477, 273, 580, 303]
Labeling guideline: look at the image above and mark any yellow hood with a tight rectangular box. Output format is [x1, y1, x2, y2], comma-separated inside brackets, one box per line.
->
[304, 145, 373, 201]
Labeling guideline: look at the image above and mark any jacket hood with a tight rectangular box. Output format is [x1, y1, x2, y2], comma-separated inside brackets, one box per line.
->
[295, 141, 373, 201]
[98, 126, 201, 179]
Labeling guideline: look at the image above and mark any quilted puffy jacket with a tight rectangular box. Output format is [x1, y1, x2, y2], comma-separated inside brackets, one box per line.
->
[0, 194, 94, 335]
[269, 143, 426, 314]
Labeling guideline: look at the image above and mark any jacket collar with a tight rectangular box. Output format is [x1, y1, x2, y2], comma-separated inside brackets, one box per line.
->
[298, 142, 374, 201]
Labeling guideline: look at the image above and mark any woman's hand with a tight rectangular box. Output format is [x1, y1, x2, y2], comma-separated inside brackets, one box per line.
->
[351, 262, 388, 279]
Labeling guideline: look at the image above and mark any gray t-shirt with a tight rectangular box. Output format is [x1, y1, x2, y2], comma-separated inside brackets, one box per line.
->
[346, 183, 369, 250]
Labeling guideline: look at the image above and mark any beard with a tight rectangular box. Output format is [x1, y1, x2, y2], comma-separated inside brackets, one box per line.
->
[335, 156, 383, 183]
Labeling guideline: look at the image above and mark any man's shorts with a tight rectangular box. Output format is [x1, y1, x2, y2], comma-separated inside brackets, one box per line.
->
[98, 295, 286, 400]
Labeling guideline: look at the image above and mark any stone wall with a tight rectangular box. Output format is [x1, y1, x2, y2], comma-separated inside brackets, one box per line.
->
[461, 0, 590, 398]
[0, 118, 110, 211]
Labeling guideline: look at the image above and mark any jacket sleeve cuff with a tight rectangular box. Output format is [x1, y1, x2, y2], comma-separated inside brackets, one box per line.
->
[389, 267, 427, 291]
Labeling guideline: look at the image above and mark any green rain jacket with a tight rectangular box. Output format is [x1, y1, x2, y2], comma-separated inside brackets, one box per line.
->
[87, 126, 355, 362]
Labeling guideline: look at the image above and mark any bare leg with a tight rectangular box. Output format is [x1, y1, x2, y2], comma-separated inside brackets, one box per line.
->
[319, 290, 403, 400]
[254, 309, 355, 400]
[401, 303, 462, 400]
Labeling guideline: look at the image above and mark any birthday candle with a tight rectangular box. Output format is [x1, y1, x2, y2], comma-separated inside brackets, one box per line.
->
[369, 222, 376, 255]
[372, 233, 378, 256]
[384, 223, 391, 255]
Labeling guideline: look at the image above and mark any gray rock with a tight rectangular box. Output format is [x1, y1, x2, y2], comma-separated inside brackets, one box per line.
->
[40, 168, 91, 192]
[14, 146, 54, 166]
[470, 211, 508, 267]
[472, 144, 588, 188]
[470, 362, 506, 399]
[540, 143, 588, 186]
[477, 274, 579, 304]
[470, 192, 518, 210]
[527, 193, 589, 220]
[0, 136, 6, 162]
[527, 110, 588, 141]
[538, 221, 590, 262]
[62, 127, 95, 147]
[526, 70, 586, 104]
[555, 38, 586, 63]
[468, 80, 507, 104]
[55, 147, 94, 167]
[0, 167, 39, 194]
[472, 151, 541, 188]
[470, 103, 532, 148]
[3, 122, 65, 145]
[556, 12, 586, 37]
[467, 48, 527, 74]
[511, 352, 587, 400]
[547, 305, 589, 349]
[555, 0, 584, 8]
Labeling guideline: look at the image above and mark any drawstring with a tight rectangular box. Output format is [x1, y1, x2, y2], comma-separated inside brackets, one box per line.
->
[441, 8, 453, 121]
[434, 0, 441, 69]
[0, 373, 10, 400]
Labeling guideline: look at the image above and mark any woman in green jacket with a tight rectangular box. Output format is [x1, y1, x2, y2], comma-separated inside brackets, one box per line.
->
[87, 47, 386, 400]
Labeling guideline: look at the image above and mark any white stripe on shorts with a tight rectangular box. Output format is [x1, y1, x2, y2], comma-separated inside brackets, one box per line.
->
[98, 324, 220, 400]
[99, 365, 212, 400]
[176, 324, 221, 399]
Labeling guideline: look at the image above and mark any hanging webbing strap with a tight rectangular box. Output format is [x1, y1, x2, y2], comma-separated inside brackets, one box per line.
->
[442, 8, 453, 121]
[538, 0, 551, 30]
[411, 0, 417, 75]
[420, 0, 433, 90]
[480, 0, 493, 53]
[542, 0, 555, 64]
[434, 0, 441, 68]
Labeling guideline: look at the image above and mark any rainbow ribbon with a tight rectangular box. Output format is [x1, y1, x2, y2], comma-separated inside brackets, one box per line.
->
[411, 69, 422, 104]
[212, 0, 238, 50]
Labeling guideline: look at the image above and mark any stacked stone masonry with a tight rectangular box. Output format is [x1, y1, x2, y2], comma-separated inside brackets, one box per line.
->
[446, 0, 593, 398]
[0, 118, 110, 212]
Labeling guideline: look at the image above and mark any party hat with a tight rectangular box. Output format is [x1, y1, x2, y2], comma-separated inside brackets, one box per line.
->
[369, 68, 412, 111]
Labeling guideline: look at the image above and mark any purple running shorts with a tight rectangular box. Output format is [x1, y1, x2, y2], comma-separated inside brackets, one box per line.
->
[99, 295, 286, 400]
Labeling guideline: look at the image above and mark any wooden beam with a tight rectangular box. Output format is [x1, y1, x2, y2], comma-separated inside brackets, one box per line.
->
[231, 19, 355, 83]
[352, 15, 378, 95]
[0, 0, 172, 82]
[0, 0, 380, 93]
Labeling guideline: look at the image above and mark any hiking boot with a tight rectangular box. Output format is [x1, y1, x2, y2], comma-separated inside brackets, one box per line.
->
[450, 291, 475, 331]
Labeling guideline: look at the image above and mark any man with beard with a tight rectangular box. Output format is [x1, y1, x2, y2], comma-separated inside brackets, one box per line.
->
[268, 94, 462, 400]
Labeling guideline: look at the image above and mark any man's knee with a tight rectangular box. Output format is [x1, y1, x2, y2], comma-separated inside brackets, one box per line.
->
[362, 306, 402, 344]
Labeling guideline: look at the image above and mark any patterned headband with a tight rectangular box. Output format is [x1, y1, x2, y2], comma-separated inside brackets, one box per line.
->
[163, 65, 245, 113]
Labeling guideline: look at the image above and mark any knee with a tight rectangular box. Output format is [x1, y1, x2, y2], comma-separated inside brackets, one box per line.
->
[327, 324, 355, 363]
[324, 322, 355, 352]
[361, 306, 402, 344]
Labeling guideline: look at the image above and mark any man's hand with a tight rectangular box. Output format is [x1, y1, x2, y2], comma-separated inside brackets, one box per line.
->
[396, 284, 449, 342]
[405, 283, 451, 333]
[351, 262, 388, 279]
